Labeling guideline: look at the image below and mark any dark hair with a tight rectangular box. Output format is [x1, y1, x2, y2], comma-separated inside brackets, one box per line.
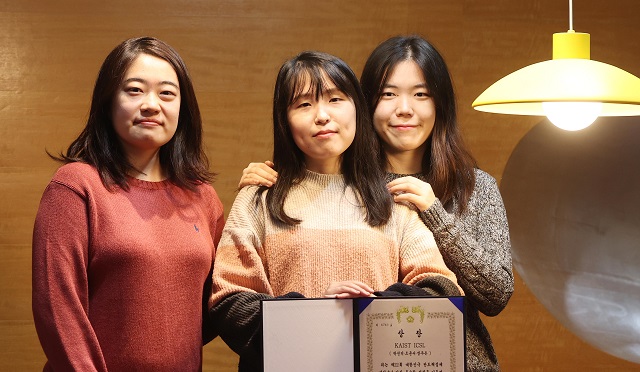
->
[55, 36, 213, 191]
[263, 51, 392, 226]
[360, 35, 477, 215]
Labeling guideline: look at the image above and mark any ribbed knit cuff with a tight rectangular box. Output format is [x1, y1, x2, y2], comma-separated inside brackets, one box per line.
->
[374, 282, 428, 297]
[419, 199, 448, 230]
[276, 292, 305, 299]
[415, 276, 462, 297]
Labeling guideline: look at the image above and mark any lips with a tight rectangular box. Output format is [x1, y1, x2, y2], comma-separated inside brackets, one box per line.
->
[135, 118, 162, 126]
[390, 123, 417, 128]
[313, 130, 337, 137]
[389, 123, 418, 131]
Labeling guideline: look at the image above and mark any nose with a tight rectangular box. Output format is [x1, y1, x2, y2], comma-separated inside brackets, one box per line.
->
[396, 95, 413, 117]
[315, 105, 331, 125]
[141, 93, 161, 114]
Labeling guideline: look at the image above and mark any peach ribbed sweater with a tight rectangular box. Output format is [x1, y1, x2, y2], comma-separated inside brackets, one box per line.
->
[211, 170, 460, 306]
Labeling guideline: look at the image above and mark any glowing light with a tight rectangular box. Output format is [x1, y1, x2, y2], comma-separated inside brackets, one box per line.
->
[542, 101, 602, 131]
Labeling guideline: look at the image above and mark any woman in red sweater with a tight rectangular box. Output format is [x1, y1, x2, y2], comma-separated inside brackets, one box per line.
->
[32, 37, 224, 371]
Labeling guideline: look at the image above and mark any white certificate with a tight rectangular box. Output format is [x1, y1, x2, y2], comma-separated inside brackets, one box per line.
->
[262, 298, 354, 372]
[356, 297, 465, 372]
[262, 297, 465, 372]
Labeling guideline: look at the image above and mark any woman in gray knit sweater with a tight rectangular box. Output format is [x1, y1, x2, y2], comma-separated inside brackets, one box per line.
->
[239, 35, 513, 371]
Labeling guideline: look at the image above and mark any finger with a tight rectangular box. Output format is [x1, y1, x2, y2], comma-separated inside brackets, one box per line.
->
[393, 192, 434, 212]
[254, 165, 278, 182]
[388, 183, 422, 196]
[387, 176, 421, 186]
[338, 284, 364, 294]
[342, 282, 374, 295]
[350, 281, 375, 293]
[255, 168, 278, 184]
[241, 164, 277, 186]
[240, 173, 272, 187]
[393, 193, 421, 209]
[247, 163, 278, 177]
[326, 284, 363, 297]
[244, 162, 267, 173]
[238, 175, 262, 189]
[387, 176, 429, 188]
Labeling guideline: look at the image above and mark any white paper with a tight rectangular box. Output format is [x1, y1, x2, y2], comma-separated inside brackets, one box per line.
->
[263, 298, 354, 372]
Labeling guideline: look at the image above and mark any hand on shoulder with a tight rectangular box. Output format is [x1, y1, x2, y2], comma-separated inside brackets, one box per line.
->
[238, 161, 278, 188]
[386, 176, 437, 212]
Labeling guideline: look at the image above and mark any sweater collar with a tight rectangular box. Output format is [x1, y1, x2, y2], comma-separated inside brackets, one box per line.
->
[302, 169, 346, 191]
[126, 177, 172, 190]
[386, 171, 426, 182]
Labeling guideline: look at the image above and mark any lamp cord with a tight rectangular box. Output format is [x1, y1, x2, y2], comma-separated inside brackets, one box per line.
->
[569, 0, 574, 31]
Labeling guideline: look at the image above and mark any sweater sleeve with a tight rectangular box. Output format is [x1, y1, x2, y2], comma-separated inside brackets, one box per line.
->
[209, 187, 275, 305]
[210, 291, 304, 371]
[395, 206, 463, 296]
[202, 188, 225, 345]
[419, 170, 514, 316]
[32, 181, 108, 371]
[211, 291, 271, 370]
[208, 187, 281, 366]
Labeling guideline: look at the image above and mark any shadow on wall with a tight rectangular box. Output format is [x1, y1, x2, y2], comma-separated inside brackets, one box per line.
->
[500, 117, 640, 364]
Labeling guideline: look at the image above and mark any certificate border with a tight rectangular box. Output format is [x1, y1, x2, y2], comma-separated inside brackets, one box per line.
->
[365, 311, 458, 372]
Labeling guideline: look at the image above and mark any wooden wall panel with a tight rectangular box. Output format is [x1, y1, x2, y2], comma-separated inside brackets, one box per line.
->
[1, 0, 639, 370]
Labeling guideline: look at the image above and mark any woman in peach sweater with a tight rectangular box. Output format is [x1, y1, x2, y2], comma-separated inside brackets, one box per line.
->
[208, 50, 461, 372]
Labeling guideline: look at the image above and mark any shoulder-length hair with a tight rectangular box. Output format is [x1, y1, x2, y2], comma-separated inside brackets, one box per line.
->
[263, 50, 392, 226]
[56, 36, 213, 191]
[360, 35, 477, 215]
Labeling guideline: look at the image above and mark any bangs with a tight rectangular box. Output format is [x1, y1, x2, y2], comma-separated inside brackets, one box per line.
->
[285, 60, 354, 106]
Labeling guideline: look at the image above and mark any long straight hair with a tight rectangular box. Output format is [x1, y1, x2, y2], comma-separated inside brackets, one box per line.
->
[55, 36, 213, 191]
[263, 51, 392, 226]
[360, 35, 477, 215]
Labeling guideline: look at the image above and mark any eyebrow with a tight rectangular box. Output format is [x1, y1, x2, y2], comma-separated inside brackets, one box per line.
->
[383, 83, 428, 89]
[323, 88, 343, 96]
[295, 87, 344, 100]
[123, 77, 179, 89]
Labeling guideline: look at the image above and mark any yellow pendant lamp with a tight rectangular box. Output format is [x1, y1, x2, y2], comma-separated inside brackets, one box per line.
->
[472, 0, 640, 131]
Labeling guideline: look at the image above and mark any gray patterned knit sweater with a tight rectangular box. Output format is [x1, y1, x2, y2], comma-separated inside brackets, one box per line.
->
[387, 169, 514, 372]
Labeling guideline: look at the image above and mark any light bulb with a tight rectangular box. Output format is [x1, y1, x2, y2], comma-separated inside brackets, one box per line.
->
[542, 101, 602, 131]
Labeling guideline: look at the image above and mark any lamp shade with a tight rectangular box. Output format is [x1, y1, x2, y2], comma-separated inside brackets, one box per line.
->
[472, 32, 640, 117]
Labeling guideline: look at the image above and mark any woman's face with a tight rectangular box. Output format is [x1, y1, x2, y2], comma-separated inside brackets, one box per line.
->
[287, 76, 356, 174]
[372, 60, 435, 156]
[112, 53, 181, 159]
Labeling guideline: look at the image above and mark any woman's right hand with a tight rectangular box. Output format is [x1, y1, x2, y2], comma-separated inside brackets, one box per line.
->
[238, 160, 278, 188]
[386, 176, 437, 212]
[324, 280, 376, 298]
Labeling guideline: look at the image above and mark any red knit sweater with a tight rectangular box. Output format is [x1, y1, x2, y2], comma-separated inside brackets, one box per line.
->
[32, 162, 224, 371]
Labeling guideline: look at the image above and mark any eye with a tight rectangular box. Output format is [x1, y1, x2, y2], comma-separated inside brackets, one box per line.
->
[329, 96, 343, 103]
[293, 101, 311, 109]
[160, 90, 178, 97]
[415, 91, 431, 98]
[125, 86, 143, 94]
[380, 91, 396, 98]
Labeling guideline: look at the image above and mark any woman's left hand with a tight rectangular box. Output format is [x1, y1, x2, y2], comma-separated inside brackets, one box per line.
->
[324, 280, 376, 298]
[386, 176, 437, 212]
